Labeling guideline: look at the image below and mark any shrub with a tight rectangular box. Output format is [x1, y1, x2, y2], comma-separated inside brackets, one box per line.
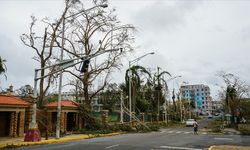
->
[148, 124, 160, 131]
[239, 129, 250, 135]
[211, 125, 221, 132]
[79, 128, 111, 134]
[207, 120, 222, 133]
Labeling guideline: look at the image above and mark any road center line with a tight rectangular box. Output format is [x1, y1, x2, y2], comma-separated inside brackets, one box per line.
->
[160, 146, 202, 150]
[105, 144, 119, 149]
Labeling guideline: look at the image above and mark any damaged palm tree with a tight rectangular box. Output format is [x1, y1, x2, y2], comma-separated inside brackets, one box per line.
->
[0, 56, 7, 80]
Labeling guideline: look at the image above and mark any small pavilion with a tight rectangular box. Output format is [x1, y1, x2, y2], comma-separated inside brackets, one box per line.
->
[46, 100, 84, 133]
[0, 94, 30, 137]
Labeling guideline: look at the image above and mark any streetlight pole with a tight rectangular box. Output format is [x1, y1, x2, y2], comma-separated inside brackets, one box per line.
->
[24, 69, 41, 142]
[24, 48, 121, 142]
[128, 52, 154, 123]
[56, 3, 108, 139]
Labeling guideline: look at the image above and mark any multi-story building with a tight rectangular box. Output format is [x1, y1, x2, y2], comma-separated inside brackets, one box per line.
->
[211, 100, 223, 113]
[180, 84, 212, 114]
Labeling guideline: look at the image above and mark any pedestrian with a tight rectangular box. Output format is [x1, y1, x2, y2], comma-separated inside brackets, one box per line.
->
[193, 119, 198, 135]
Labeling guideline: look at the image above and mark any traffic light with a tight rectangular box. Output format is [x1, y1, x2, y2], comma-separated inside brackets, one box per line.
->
[80, 59, 90, 73]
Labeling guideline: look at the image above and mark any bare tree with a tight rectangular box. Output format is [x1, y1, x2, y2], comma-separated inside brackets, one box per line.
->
[217, 71, 250, 122]
[55, 0, 136, 109]
[20, 0, 76, 107]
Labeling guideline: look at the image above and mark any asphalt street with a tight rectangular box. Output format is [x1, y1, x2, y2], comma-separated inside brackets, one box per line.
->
[17, 118, 250, 150]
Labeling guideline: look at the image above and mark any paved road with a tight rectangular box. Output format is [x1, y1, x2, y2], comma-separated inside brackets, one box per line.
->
[18, 118, 250, 150]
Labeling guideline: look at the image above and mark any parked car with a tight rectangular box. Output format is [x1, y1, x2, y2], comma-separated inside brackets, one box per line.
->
[214, 112, 219, 116]
[208, 114, 213, 119]
[186, 119, 195, 127]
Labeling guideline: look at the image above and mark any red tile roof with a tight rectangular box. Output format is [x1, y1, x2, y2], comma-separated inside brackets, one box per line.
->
[46, 100, 79, 108]
[0, 95, 30, 106]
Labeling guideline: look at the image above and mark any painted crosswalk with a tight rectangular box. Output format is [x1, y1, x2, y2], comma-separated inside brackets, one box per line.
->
[160, 130, 207, 135]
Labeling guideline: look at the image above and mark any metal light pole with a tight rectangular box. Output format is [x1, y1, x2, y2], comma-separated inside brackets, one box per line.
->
[128, 52, 154, 123]
[56, 3, 108, 139]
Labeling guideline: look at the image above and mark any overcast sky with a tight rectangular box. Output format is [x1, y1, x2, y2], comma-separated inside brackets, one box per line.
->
[1, 0, 250, 99]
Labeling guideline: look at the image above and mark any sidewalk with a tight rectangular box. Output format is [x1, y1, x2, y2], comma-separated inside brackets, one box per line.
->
[0, 132, 121, 149]
[209, 145, 250, 150]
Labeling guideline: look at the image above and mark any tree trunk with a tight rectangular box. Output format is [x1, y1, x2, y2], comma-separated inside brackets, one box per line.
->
[83, 74, 90, 110]
[38, 61, 45, 107]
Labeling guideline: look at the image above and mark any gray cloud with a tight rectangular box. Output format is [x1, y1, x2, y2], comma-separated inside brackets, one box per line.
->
[133, 0, 202, 33]
[0, 34, 36, 88]
[1, 0, 250, 99]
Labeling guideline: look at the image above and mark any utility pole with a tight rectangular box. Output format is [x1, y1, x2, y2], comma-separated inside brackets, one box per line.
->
[120, 92, 124, 123]
[178, 91, 182, 122]
[157, 66, 160, 122]
[188, 97, 191, 119]
[56, 8, 66, 139]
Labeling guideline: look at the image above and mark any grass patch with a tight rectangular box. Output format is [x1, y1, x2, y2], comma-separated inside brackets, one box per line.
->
[207, 119, 223, 133]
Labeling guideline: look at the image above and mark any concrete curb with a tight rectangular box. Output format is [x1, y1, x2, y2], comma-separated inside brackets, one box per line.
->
[0, 132, 121, 149]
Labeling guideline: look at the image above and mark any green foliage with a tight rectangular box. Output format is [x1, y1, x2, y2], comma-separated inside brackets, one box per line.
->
[99, 85, 121, 113]
[90, 112, 119, 123]
[44, 93, 59, 103]
[240, 99, 250, 117]
[79, 128, 111, 134]
[238, 124, 250, 135]
[0, 56, 6, 74]
[238, 128, 250, 135]
[109, 123, 134, 132]
[136, 97, 151, 113]
[0, 56, 7, 80]
[79, 105, 103, 130]
[147, 124, 160, 131]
